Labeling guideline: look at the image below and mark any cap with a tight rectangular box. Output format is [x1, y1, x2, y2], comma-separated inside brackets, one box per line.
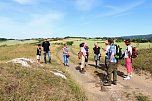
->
[124, 39, 131, 43]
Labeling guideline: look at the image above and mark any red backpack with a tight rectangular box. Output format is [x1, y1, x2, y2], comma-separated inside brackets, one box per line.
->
[131, 47, 138, 58]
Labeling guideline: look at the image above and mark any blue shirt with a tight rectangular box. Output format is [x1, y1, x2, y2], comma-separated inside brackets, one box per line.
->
[108, 44, 117, 63]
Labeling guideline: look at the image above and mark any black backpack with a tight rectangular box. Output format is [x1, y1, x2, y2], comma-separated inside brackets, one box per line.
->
[115, 44, 125, 60]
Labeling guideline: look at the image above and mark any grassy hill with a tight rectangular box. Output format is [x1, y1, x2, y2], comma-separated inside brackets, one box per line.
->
[0, 44, 87, 101]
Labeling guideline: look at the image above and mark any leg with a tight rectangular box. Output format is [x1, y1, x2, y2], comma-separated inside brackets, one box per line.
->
[124, 58, 131, 80]
[66, 55, 68, 65]
[63, 55, 66, 65]
[80, 56, 85, 70]
[97, 54, 100, 66]
[48, 51, 51, 63]
[113, 63, 117, 85]
[107, 63, 113, 83]
[43, 51, 47, 63]
[94, 55, 97, 67]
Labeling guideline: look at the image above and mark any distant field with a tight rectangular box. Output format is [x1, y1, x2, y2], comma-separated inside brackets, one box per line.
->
[0, 40, 38, 46]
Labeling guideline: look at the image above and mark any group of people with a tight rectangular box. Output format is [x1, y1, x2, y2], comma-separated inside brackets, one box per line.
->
[36, 38, 133, 86]
[78, 38, 133, 86]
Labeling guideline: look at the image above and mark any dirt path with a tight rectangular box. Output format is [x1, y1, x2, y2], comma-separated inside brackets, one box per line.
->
[58, 49, 152, 101]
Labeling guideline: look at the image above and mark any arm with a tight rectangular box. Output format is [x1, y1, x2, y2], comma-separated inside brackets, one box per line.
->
[63, 48, 68, 54]
[102, 47, 106, 51]
[109, 52, 114, 62]
[128, 46, 132, 58]
[42, 43, 44, 52]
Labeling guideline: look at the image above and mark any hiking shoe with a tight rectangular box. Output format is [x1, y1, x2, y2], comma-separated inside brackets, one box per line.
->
[130, 75, 133, 78]
[103, 82, 111, 86]
[80, 70, 85, 74]
[123, 76, 131, 80]
[112, 81, 117, 85]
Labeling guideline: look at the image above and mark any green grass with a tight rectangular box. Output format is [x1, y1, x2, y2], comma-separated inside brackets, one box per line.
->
[132, 48, 152, 73]
[0, 44, 87, 101]
[136, 94, 150, 101]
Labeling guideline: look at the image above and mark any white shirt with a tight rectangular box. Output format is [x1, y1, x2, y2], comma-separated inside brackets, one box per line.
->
[124, 45, 132, 58]
[81, 47, 87, 56]
[105, 45, 110, 53]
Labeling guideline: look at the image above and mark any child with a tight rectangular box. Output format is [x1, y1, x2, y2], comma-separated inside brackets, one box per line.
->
[36, 44, 42, 64]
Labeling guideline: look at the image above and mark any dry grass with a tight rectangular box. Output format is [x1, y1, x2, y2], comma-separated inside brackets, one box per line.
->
[0, 44, 87, 101]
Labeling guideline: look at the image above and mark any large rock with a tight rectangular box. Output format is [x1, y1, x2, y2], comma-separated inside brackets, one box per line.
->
[6, 58, 35, 67]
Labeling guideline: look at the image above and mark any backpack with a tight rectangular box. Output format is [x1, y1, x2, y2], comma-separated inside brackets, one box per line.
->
[131, 47, 138, 58]
[115, 44, 124, 60]
[78, 51, 82, 59]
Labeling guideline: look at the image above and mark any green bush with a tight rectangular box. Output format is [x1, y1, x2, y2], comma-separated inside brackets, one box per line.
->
[133, 48, 152, 74]
[136, 94, 149, 101]
[66, 41, 74, 46]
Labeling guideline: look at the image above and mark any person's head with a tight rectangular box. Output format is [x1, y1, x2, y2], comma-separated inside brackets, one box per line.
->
[44, 38, 48, 42]
[108, 38, 114, 45]
[84, 43, 87, 47]
[124, 39, 131, 46]
[104, 40, 108, 45]
[80, 43, 85, 47]
[38, 44, 41, 48]
[64, 43, 67, 47]
[94, 43, 98, 47]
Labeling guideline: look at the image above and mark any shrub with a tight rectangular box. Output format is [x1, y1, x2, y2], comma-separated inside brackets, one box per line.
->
[66, 41, 74, 46]
[136, 94, 150, 101]
[133, 48, 152, 74]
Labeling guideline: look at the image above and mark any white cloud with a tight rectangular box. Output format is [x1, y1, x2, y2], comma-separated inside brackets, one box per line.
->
[75, 0, 102, 11]
[98, 0, 146, 17]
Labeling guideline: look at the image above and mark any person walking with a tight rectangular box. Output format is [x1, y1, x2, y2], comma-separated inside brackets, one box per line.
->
[93, 43, 101, 67]
[123, 39, 133, 80]
[42, 38, 51, 64]
[84, 43, 89, 66]
[102, 40, 110, 70]
[63, 43, 69, 66]
[80, 43, 87, 73]
[104, 38, 117, 86]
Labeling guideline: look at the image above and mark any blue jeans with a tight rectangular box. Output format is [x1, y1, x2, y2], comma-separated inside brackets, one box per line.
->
[44, 51, 51, 63]
[63, 55, 68, 64]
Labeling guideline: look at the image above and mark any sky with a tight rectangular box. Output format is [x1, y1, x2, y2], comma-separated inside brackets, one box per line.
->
[0, 0, 152, 39]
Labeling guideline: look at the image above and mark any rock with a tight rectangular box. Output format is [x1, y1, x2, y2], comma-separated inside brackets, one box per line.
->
[6, 58, 35, 67]
[50, 70, 67, 79]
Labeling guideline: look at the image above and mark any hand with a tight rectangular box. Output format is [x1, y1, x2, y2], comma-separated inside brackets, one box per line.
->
[107, 61, 109, 65]
[107, 61, 110, 65]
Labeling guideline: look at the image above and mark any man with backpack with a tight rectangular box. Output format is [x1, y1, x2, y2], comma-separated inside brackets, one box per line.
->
[104, 38, 117, 86]
[123, 39, 133, 80]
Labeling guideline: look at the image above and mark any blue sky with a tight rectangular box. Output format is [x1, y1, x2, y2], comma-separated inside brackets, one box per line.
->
[0, 0, 152, 39]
